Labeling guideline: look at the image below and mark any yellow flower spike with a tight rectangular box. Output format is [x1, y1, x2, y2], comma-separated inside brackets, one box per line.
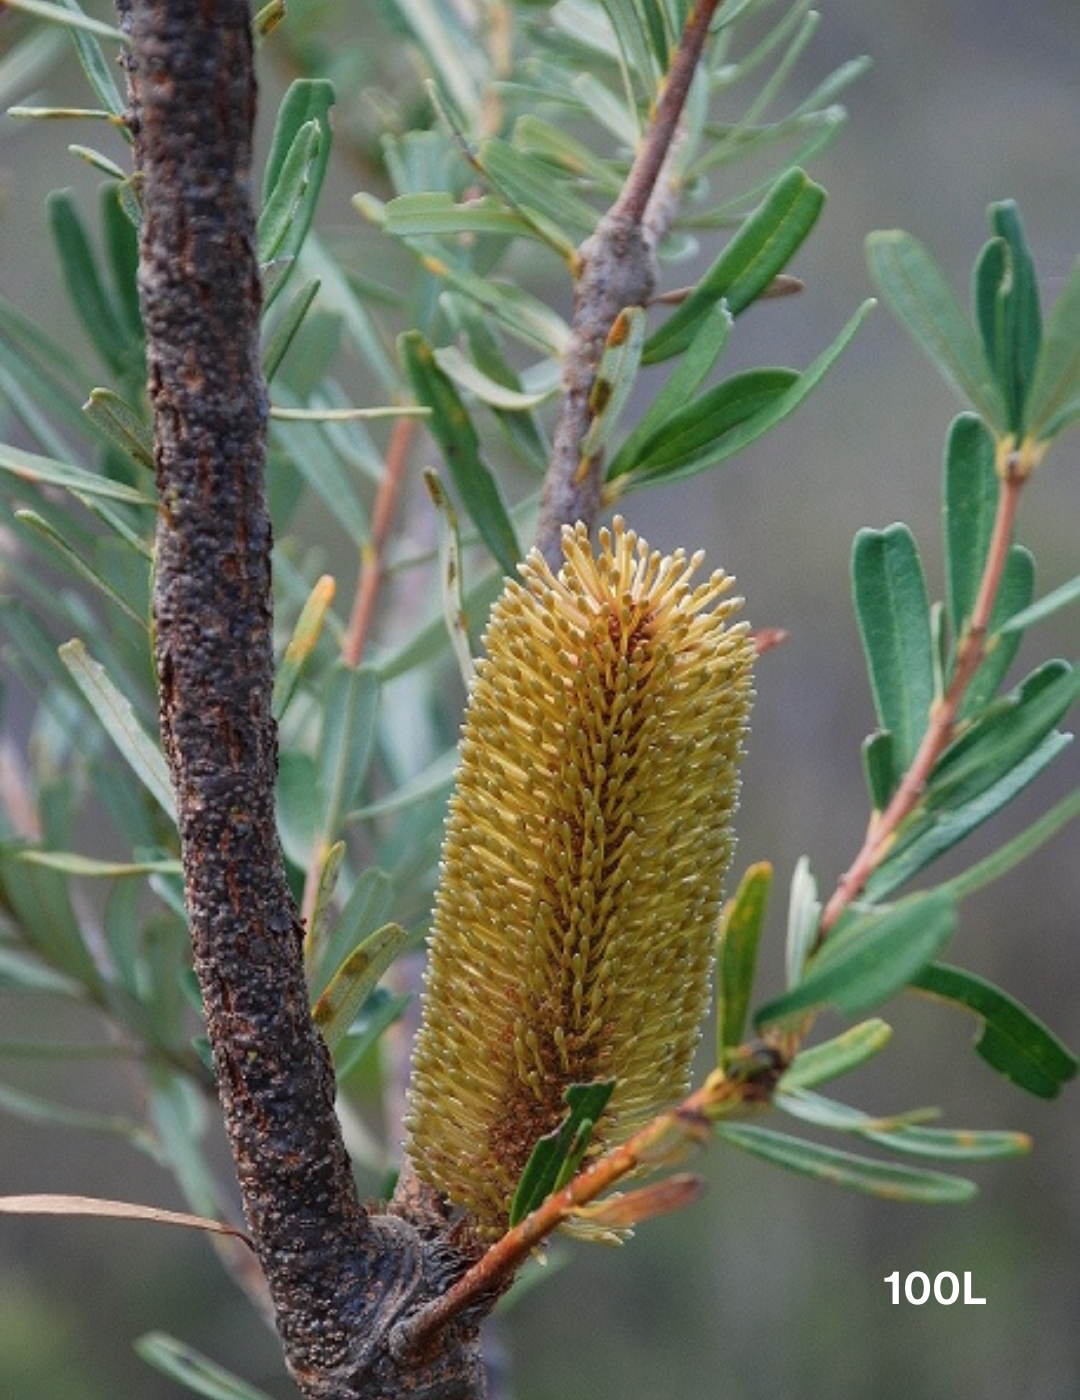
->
[406, 517, 754, 1239]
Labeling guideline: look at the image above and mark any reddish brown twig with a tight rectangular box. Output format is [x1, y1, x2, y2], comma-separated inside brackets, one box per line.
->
[342, 414, 417, 668]
[819, 461, 1026, 937]
[392, 1044, 783, 1362]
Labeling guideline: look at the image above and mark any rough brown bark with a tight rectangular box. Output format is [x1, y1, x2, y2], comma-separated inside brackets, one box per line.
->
[119, 2, 484, 1394]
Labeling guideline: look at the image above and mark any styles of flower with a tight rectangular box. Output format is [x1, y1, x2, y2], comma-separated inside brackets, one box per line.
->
[407, 518, 754, 1238]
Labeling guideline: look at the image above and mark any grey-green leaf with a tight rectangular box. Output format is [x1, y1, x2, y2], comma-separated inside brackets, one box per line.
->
[756, 890, 957, 1030]
[867, 229, 1004, 429]
[852, 523, 935, 773]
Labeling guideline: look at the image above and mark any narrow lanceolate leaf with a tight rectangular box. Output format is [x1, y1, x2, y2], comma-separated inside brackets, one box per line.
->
[17, 851, 181, 878]
[272, 573, 335, 720]
[424, 468, 474, 687]
[982, 201, 1043, 436]
[716, 1123, 977, 1203]
[997, 572, 1080, 635]
[607, 303, 732, 482]
[262, 277, 321, 382]
[609, 301, 874, 494]
[83, 388, 155, 469]
[643, 168, 826, 363]
[312, 922, 410, 1051]
[315, 663, 379, 838]
[309, 867, 393, 1000]
[943, 414, 997, 642]
[852, 524, 935, 775]
[866, 229, 1004, 429]
[509, 1080, 616, 1227]
[15, 509, 146, 628]
[134, 1333, 277, 1400]
[928, 660, 1080, 811]
[59, 640, 175, 820]
[959, 544, 1034, 719]
[47, 191, 131, 379]
[0, 441, 154, 505]
[756, 890, 957, 1031]
[866, 729, 1071, 901]
[1025, 255, 1080, 443]
[581, 307, 647, 457]
[775, 1089, 1030, 1160]
[717, 862, 772, 1056]
[407, 519, 754, 1238]
[401, 330, 521, 575]
[912, 962, 1077, 1098]
[779, 1019, 893, 1092]
[2, 0, 126, 44]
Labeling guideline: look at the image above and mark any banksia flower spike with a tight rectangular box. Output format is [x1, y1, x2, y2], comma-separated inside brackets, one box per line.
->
[406, 517, 754, 1239]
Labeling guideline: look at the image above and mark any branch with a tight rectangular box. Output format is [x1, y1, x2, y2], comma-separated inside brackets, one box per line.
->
[819, 460, 1027, 936]
[533, 0, 724, 569]
[122, 3, 481, 1394]
[391, 1043, 784, 1362]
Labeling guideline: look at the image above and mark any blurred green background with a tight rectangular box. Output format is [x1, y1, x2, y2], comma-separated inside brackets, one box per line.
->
[1, 1, 1077, 1397]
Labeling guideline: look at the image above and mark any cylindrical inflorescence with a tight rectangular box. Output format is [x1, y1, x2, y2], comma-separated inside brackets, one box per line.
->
[406, 518, 754, 1238]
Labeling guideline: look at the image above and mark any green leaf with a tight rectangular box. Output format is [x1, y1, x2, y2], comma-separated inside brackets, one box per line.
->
[852, 523, 935, 774]
[607, 302, 732, 481]
[620, 368, 797, 480]
[0, 849, 101, 988]
[866, 729, 1071, 902]
[757, 890, 957, 1031]
[943, 786, 1080, 903]
[332, 988, 412, 1081]
[100, 182, 142, 336]
[997, 573, 1080, 635]
[272, 574, 335, 720]
[413, 254, 570, 357]
[960, 544, 1034, 718]
[262, 277, 321, 383]
[315, 664, 379, 838]
[50, 0, 125, 119]
[59, 640, 176, 820]
[912, 962, 1077, 1098]
[15, 509, 147, 628]
[478, 136, 596, 250]
[1025, 255, 1080, 444]
[861, 729, 896, 812]
[310, 867, 394, 998]
[985, 201, 1043, 436]
[134, 1333, 276, 1400]
[643, 168, 826, 364]
[17, 851, 181, 878]
[2, 0, 126, 43]
[776, 1088, 1030, 1160]
[614, 301, 873, 491]
[423, 468, 475, 687]
[261, 78, 335, 211]
[580, 307, 647, 457]
[929, 660, 1080, 810]
[779, 1020, 893, 1092]
[0, 1079, 151, 1146]
[377, 191, 534, 240]
[432, 345, 556, 411]
[943, 413, 997, 642]
[82, 388, 155, 469]
[717, 861, 772, 1056]
[509, 1080, 616, 1227]
[312, 923, 410, 1051]
[0, 440, 154, 506]
[400, 330, 521, 574]
[716, 1123, 976, 1203]
[784, 855, 819, 988]
[47, 190, 131, 379]
[0, 944, 82, 996]
[866, 229, 1004, 428]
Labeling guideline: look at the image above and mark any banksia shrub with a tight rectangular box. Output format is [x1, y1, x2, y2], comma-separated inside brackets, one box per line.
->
[406, 518, 754, 1238]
